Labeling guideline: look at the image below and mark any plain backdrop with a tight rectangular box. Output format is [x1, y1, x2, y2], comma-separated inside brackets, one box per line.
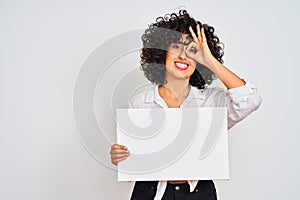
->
[1, 0, 300, 199]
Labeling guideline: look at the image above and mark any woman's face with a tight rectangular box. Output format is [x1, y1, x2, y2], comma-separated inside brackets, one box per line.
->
[165, 34, 197, 81]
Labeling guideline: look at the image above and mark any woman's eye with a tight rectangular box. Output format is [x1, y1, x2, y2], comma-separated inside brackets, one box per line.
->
[189, 48, 197, 53]
[172, 44, 180, 49]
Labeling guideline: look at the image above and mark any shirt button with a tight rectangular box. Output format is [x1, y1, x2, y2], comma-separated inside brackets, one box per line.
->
[175, 186, 180, 191]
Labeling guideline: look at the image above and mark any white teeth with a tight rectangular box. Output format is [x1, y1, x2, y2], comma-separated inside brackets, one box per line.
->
[175, 62, 188, 69]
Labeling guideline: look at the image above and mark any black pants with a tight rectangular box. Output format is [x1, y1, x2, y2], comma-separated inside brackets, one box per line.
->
[130, 180, 217, 200]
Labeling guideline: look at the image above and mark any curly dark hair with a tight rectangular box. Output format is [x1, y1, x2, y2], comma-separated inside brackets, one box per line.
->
[140, 10, 224, 89]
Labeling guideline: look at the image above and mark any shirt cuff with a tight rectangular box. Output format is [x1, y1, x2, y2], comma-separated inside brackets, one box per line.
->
[227, 78, 258, 103]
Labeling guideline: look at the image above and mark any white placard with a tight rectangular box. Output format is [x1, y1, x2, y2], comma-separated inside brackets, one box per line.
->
[117, 107, 229, 181]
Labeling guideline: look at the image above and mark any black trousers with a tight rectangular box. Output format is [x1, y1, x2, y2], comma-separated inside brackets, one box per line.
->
[130, 180, 217, 200]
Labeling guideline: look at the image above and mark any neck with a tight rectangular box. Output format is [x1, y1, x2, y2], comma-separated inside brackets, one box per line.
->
[160, 78, 191, 101]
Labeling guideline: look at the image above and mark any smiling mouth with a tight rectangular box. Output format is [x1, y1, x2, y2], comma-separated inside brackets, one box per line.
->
[174, 62, 189, 70]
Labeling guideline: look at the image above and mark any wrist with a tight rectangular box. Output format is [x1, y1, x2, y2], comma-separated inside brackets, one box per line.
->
[204, 57, 220, 73]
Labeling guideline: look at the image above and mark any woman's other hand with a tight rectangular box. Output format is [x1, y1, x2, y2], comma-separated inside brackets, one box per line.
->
[186, 24, 245, 88]
[110, 144, 130, 165]
[185, 24, 217, 70]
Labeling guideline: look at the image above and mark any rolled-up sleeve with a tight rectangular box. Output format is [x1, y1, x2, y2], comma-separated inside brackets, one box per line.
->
[226, 79, 262, 129]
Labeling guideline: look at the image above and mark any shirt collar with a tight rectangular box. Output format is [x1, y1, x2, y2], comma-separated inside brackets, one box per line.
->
[144, 85, 205, 103]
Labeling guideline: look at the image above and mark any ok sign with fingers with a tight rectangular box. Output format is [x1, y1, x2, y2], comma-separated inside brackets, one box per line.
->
[184, 24, 217, 72]
[185, 24, 245, 89]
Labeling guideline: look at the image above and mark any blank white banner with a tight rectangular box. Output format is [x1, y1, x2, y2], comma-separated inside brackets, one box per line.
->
[117, 107, 229, 181]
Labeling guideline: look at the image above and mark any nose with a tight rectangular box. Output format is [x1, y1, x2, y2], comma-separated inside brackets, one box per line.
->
[179, 49, 187, 59]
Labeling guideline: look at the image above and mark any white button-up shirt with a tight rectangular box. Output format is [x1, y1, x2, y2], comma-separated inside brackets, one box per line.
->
[129, 79, 262, 200]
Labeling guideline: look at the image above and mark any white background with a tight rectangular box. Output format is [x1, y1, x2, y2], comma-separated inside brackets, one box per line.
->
[1, 0, 299, 199]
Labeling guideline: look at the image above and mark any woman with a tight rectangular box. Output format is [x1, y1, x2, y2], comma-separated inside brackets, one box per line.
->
[110, 10, 262, 200]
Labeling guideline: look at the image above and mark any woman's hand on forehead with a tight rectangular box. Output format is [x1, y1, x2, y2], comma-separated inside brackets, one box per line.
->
[182, 24, 218, 70]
